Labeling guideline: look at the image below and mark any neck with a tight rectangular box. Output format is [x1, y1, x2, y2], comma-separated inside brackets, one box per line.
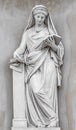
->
[34, 23, 46, 33]
[35, 23, 45, 28]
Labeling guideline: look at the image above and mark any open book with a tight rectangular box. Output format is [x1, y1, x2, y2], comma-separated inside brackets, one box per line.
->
[43, 34, 62, 45]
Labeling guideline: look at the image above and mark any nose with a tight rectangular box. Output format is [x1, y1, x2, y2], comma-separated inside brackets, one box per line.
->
[38, 17, 42, 21]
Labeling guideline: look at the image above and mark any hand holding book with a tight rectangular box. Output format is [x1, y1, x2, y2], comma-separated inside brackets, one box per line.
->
[44, 34, 62, 45]
[42, 34, 62, 52]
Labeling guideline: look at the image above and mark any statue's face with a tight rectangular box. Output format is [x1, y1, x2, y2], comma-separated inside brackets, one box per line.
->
[34, 13, 46, 26]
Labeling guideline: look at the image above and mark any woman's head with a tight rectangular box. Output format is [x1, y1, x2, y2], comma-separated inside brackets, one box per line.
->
[34, 13, 46, 26]
[25, 5, 57, 35]
[32, 5, 48, 26]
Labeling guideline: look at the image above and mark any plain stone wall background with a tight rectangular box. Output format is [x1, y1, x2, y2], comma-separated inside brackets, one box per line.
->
[0, 0, 76, 130]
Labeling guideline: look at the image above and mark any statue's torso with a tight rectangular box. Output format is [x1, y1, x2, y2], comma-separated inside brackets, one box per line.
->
[26, 26, 49, 52]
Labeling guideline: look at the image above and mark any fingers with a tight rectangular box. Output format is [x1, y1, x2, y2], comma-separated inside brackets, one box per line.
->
[47, 39, 54, 45]
[49, 36, 53, 40]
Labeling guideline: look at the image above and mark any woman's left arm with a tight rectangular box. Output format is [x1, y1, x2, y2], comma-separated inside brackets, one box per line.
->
[47, 37, 64, 65]
[47, 37, 58, 52]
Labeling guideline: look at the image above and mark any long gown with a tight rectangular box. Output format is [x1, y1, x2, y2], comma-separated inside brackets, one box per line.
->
[14, 26, 63, 127]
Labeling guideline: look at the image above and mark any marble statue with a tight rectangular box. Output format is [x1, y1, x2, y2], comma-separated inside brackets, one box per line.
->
[10, 5, 64, 129]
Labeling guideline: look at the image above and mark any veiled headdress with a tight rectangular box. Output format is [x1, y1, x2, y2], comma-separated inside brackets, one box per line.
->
[24, 5, 64, 62]
[24, 5, 57, 35]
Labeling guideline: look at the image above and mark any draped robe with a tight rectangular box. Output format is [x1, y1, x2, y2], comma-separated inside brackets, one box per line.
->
[13, 26, 64, 127]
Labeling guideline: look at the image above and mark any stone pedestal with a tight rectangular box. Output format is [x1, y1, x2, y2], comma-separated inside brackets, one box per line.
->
[10, 64, 61, 130]
[10, 64, 27, 130]
[11, 127, 61, 130]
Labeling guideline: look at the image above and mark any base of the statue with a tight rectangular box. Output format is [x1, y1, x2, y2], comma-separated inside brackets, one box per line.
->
[11, 127, 61, 130]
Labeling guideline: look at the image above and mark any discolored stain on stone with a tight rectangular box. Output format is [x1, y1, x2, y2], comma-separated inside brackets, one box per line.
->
[0, 111, 5, 127]
[67, 13, 76, 61]
[0, 0, 76, 130]
[66, 7, 76, 130]
[0, 0, 74, 13]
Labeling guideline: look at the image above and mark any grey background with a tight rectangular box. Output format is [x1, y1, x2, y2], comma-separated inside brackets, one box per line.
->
[0, 0, 76, 130]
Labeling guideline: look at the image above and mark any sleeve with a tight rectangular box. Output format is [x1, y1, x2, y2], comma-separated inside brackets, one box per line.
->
[13, 31, 27, 62]
[57, 42, 64, 66]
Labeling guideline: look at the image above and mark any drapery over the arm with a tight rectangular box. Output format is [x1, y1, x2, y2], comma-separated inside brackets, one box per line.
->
[50, 41, 64, 87]
[10, 32, 27, 72]
[57, 42, 64, 66]
[13, 32, 27, 61]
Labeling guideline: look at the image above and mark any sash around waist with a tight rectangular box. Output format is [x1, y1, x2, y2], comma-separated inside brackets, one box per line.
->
[25, 49, 49, 66]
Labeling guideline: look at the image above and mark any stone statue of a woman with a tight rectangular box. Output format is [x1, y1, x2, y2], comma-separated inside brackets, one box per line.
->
[10, 5, 64, 128]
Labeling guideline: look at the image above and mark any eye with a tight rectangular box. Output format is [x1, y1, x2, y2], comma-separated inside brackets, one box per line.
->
[41, 16, 44, 19]
[37, 15, 40, 18]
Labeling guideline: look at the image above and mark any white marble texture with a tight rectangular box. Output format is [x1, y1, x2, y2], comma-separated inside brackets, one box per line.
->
[10, 5, 64, 129]
[0, 1, 76, 130]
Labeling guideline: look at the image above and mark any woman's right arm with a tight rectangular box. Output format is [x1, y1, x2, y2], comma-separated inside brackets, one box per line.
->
[13, 32, 27, 62]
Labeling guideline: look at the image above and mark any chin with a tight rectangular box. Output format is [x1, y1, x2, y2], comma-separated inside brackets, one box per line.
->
[38, 23, 43, 26]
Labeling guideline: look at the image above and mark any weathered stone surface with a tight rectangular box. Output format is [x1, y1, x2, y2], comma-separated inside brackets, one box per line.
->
[0, 111, 5, 127]
[0, 1, 76, 130]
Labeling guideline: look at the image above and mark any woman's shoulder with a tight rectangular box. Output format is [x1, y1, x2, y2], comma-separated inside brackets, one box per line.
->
[26, 27, 34, 34]
[22, 28, 32, 38]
